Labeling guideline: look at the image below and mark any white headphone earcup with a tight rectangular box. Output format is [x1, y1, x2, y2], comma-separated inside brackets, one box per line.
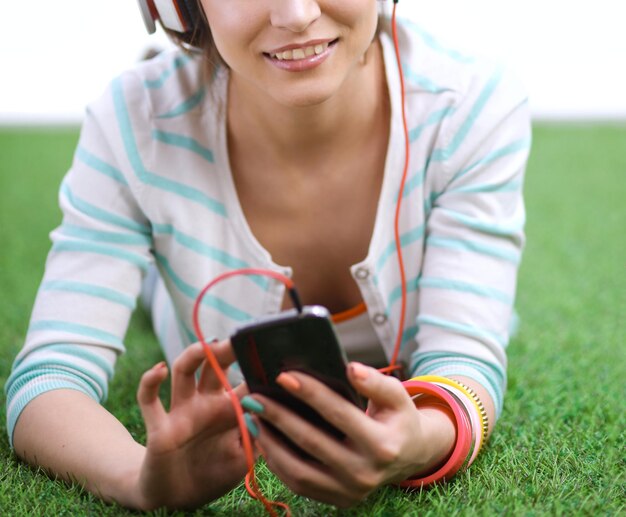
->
[153, 0, 187, 32]
[137, 0, 157, 34]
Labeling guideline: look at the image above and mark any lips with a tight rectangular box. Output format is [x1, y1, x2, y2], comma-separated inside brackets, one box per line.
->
[263, 39, 338, 72]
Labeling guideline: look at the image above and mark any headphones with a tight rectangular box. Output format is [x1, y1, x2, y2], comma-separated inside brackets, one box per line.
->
[137, 0, 200, 35]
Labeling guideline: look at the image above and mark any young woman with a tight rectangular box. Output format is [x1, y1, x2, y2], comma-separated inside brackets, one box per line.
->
[5, 0, 531, 511]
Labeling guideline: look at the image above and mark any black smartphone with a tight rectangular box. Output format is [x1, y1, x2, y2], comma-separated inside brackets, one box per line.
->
[231, 305, 365, 443]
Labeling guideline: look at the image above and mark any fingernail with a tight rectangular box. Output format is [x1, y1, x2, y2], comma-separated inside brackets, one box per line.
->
[350, 362, 370, 380]
[153, 361, 167, 370]
[276, 372, 301, 391]
[241, 396, 265, 414]
[244, 413, 259, 438]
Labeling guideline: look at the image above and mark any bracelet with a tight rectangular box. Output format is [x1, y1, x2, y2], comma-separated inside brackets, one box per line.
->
[413, 375, 489, 456]
[429, 382, 481, 466]
[400, 380, 472, 487]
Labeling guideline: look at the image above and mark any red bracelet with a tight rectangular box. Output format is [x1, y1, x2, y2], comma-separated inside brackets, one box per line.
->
[399, 380, 472, 487]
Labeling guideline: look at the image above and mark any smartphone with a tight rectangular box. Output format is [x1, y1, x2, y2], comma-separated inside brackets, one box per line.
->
[231, 305, 365, 444]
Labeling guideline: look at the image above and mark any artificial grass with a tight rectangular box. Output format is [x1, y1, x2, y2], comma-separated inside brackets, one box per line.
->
[0, 124, 624, 516]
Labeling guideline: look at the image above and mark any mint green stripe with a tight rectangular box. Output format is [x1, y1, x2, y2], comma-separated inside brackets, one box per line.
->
[152, 130, 214, 163]
[431, 67, 504, 162]
[43, 344, 115, 377]
[155, 253, 253, 322]
[388, 275, 420, 308]
[28, 320, 124, 349]
[5, 365, 102, 403]
[417, 315, 507, 348]
[61, 182, 150, 235]
[408, 357, 503, 415]
[409, 352, 505, 413]
[52, 240, 151, 271]
[449, 178, 523, 194]
[42, 280, 136, 310]
[451, 137, 531, 182]
[156, 87, 206, 119]
[410, 351, 505, 382]
[401, 325, 419, 349]
[153, 224, 269, 290]
[111, 78, 226, 217]
[402, 65, 451, 94]
[410, 107, 456, 143]
[180, 320, 197, 344]
[76, 146, 128, 186]
[402, 19, 475, 63]
[144, 55, 191, 89]
[376, 223, 425, 272]
[10, 358, 109, 398]
[427, 236, 520, 264]
[59, 223, 152, 246]
[440, 208, 525, 237]
[401, 166, 425, 199]
[419, 277, 513, 304]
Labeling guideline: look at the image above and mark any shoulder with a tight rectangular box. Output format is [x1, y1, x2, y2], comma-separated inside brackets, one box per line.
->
[378, 17, 531, 184]
[85, 49, 225, 130]
[388, 17, 528, 108]
[378, 17, 529, 138]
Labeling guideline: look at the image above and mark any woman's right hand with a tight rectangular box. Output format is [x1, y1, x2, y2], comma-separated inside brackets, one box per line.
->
[134, 340, 249, 510]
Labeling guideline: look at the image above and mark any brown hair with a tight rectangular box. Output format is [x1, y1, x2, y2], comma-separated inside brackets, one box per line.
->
[163, 1, 224, 74]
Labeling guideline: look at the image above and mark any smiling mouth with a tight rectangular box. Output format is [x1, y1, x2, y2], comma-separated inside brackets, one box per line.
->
[266, 39, 338, 61]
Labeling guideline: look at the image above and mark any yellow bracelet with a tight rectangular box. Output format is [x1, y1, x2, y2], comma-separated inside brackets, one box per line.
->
[411, 375, 489, 453]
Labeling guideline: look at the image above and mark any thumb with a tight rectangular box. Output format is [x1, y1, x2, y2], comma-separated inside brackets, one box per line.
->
[347, 362, 412, 412]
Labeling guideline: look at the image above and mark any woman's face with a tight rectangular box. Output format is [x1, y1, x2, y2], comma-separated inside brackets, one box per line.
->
[199, 0, 379, 107]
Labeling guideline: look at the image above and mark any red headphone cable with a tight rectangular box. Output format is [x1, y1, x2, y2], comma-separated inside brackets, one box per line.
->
[190, 3, 409, 514]
[192, 269, 296, 517]
[380, 0, 410, 376]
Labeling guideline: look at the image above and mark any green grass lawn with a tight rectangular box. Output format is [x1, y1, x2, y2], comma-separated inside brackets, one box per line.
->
[0, 124, 624, 516]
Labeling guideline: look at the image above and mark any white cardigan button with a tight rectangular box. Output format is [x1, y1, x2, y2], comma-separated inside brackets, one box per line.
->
[373, 313, 388, 325]
[354, 267, 370, 280]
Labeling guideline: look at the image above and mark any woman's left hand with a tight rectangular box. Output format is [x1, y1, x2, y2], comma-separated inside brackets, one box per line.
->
[245, 362, 455, 507]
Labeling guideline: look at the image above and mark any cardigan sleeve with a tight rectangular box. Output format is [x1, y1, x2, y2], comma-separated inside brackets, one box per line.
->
[409, 63, 531, 417]
[4, 73, 154, 447]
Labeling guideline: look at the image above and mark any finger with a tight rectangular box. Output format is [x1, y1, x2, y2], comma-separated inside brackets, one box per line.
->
[250, 393, 363, 478]
[274, 371, 380, 446]
[346, 362, 413, 413]
[197, 339, 237, 393]
[170, 342, 207, 403]
[255, 418, 364, 507]
[137, 361, 169, 433]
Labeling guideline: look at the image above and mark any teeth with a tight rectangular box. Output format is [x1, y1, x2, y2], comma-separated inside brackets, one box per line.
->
[271, 42, 330, 61]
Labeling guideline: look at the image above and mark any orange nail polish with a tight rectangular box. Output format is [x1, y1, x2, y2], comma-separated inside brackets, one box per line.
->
[350, 362, 370, 380]
[276, 372, 301, 391]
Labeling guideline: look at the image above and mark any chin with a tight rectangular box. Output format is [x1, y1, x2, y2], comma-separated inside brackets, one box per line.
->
[269, 80, 343, 109]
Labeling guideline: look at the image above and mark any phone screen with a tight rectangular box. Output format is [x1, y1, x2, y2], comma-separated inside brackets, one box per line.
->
[231, 306, 365, 444]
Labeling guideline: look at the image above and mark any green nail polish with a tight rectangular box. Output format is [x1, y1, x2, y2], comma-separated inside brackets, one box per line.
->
[244, 413, 259, 438]
[241, 396, 265, 414]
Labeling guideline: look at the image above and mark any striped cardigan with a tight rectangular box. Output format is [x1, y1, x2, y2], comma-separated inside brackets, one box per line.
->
[5, 19, 531, 446]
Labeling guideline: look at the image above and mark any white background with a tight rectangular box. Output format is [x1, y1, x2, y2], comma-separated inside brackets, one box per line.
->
[1, 0, 625, 124]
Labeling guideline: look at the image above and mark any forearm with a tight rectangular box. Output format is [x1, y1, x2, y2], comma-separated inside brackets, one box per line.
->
[12, 389, 146, 509]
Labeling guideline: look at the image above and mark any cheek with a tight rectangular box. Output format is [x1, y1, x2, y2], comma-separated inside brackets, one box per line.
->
[201, 5, 265, 65]
[328, 0, 379, 28]
[331, 0, 379, 49]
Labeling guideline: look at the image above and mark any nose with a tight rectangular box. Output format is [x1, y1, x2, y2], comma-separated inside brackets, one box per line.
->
[270, 0, 321, 33]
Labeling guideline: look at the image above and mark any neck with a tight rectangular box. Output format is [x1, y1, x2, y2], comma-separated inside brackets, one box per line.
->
[226, 40, 389, 169]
